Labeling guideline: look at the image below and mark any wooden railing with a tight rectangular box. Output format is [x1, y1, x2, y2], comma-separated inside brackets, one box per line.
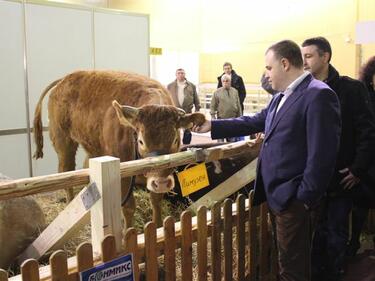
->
[0, 140, 260, 201]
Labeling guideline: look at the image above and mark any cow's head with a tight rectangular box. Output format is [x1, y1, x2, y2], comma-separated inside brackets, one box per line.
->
[112, 100, 205, 193]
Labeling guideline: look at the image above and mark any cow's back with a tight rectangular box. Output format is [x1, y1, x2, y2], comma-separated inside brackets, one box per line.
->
[47, 70, 173, 157]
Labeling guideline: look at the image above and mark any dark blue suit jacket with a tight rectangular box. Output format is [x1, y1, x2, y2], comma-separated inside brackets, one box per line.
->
[211, 74, 341, 212]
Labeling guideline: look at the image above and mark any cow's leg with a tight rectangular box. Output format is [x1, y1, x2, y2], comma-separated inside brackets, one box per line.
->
[150, 192, 164, 227]
[50, 130, 78, 201]
[121, 177, 135, 231]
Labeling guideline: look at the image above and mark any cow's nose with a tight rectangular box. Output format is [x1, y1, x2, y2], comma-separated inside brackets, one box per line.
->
[147, 175, 175, 193]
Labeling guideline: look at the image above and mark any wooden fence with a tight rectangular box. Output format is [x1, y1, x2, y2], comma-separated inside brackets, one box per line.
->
[0, 140, 275, 280]
[1, 192, 276, 281]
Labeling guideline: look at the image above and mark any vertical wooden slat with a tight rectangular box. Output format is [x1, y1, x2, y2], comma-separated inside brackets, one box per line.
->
[89, 157, 122, 254]
[21, 259, 39, 281]
[163, 216, 176, 281]
[76, 242, 94, 272]
[50, 250, 68, 281]
[197, 205, 208, 281]
[144, 222, 158, 281]
[101, 235, 117, 262]
[248, 191, 257, 281]
[124, 227, 139, 281]
[223, 199, 233, 281]
[211, 201, 221, 281]
[181, 210, 193, 281]
[0, 270, 7, 281]
[259, 203, 269, 280]
[236, 194, 246, 281]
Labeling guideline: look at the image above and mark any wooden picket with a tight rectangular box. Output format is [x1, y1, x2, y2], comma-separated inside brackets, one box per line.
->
[197, 206, 208, 281]
[163, 217, 176, 281]
[211, 201, 222, 281]
[181, 211, 193, 281]
[20, 260, 39, 281]
[123, 228, 139, 281]
[223, 199, 233, 281]
[76, 242, 93, 273]
[0, 270, 7, 281]
[259, 203, 270, 280]
[248, 191, 258, 281]
[144, 222, 158, 281]
[236, 194, 246, 281]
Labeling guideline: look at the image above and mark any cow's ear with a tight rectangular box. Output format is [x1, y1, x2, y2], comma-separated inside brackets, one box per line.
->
[178, 112, 206, 129]
[112, 100, 138, 128]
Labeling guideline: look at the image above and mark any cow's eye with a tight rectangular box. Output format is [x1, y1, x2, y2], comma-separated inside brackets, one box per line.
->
[138, 139, 144, 146]
[174, 138, 179, 145]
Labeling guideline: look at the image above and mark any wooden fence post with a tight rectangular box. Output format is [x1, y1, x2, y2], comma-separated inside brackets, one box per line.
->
[89, 156, 122, 256]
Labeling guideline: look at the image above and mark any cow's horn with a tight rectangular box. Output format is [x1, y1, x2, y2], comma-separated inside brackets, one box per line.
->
[177, 108, 186, 116]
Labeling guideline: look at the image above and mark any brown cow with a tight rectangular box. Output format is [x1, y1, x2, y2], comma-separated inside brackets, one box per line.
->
[33, 70, 205, 229]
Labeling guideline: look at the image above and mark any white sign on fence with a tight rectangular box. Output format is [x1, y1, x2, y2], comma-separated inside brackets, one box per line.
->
[80, 253, 134, 281]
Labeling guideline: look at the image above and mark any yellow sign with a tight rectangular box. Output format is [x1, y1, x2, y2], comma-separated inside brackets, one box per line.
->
[177, 163, 210, 196]
[150, 47, 162, 55]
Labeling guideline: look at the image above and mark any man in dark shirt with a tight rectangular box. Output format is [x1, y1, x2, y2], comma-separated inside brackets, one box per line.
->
[217, 62, 246, 112]
[302, 36, 375, 281]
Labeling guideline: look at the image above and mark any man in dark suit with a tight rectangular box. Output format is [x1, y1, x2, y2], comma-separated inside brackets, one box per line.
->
[302, 37, 375, 281]
[193, 40, 341, 281]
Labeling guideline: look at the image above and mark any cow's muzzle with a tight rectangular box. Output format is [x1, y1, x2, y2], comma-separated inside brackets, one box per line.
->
[146, 174, 175, 193]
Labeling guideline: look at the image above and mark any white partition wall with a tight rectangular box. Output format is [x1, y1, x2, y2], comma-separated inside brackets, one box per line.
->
[0, 0, 150, 178]
[25, 2, 94, 176]
[0, 0, 30, 178]
[94, 10, 149, 75]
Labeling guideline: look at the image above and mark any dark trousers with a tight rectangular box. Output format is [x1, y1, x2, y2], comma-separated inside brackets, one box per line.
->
[182, 129, 192, 144]
[312, 196, 352, 281]
[270, 200, 320, 281]
[348, 184, 375, 256]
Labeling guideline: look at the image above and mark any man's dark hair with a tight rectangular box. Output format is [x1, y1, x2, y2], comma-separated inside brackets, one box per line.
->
[266, 40, 303, 68]
[223, 62, 232, 68]
[302, 36, 332, 62]
[359, 56, 375, 91]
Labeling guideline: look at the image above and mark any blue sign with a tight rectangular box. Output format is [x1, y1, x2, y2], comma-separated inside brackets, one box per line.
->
[80, 253, 134, 281]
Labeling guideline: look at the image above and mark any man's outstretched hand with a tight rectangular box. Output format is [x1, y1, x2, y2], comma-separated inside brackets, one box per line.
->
[192, 119, 212, 133]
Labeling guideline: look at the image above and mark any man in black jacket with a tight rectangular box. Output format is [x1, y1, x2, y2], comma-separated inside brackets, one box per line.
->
[217, 62, 246, 112]
[302, 37, 375, 281]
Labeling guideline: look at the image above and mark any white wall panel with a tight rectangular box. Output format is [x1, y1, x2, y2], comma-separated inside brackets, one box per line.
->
[94, 11, 149, 75]
[0, 0, 27, 130]
[25, 2, 93, 176]
[0, 134, 30, 178]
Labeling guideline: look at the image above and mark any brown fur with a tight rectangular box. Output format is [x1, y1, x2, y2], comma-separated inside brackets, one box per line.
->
[0, 174, 45, 269]
[33, 70, 205, 229]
